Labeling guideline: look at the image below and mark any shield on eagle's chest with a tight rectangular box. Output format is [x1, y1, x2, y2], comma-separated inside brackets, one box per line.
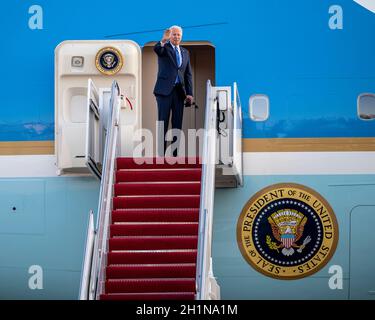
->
[281, 234, 295, 249]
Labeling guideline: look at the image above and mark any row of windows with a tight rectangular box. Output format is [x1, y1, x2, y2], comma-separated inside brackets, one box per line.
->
[249, 93, 375, 121]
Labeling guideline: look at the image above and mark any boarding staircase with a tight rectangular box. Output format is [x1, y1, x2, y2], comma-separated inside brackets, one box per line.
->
[101, 157, 201, 300]
[79, 79, 242, 300]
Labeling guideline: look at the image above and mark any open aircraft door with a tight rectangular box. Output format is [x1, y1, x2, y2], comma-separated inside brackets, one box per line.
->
[212, 82, 243, 187]
[232, 82, 243, 186]
[85, 79, 121, 179]
[85, 79, 103, 179]
[55, 40, 141, 175]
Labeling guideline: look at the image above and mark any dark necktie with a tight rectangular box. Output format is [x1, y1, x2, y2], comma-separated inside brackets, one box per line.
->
[175, 46, 181, 67]
[174, 46, 181, 84]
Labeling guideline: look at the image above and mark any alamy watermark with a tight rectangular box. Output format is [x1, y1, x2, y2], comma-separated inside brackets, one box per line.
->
[129, 122, 239, 168]
[28, 5, 43, 30]
[28, 265, 43, 290]
[329, 5, 343, 30]
[328, 265, 343, 290]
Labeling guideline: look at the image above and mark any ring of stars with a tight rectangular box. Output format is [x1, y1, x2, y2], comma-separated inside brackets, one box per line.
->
[252, 199, 323, 266]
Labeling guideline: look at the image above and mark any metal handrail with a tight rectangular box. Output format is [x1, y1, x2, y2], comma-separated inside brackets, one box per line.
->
[87, 82, 121, 300]
[79, 210, 95, 299]
[233, 82, 243, 187]
[195, 80, 218, 300]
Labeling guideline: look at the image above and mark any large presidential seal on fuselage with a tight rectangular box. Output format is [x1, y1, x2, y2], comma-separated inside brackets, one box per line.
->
[95, 46, 123, 75]
[237, 183, 338, 280]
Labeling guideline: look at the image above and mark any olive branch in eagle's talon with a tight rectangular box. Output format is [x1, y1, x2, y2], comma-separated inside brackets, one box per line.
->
[266, 235, 280, 253]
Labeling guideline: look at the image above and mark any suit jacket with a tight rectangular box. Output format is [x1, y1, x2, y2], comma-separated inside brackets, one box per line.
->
[153, 42, 193, 97]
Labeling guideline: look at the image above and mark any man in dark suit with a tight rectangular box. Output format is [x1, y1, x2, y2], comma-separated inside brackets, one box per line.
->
[154, 25, 193, 156]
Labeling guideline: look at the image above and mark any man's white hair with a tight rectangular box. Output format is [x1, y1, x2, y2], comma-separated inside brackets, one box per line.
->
[170, 25, 183, 34]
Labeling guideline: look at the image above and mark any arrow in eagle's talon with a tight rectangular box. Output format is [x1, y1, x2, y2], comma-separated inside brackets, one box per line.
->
[297, 236, 312, 253]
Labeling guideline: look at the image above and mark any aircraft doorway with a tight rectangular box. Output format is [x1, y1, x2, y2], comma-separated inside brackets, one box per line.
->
[142, 42, 215, 156]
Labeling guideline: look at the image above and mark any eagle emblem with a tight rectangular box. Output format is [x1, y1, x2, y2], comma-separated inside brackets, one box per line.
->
[95, 46, 123, 75]
[267, 210, 311, 256]
[237, 183, 339, 279]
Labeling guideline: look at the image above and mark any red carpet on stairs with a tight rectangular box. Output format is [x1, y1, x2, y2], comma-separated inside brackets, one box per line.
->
[100, 157, 201, 300]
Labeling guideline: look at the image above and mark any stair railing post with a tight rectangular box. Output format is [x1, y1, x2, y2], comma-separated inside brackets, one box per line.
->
[85, 81, 122, 300]
[196, 81, 217, 300]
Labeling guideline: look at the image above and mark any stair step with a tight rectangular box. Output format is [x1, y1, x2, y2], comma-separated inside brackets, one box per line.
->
[116, 157, 201, 170]
[114, 181, 201, 196]
[105, 278, 196, 293]
[116, 168, 202, 183]
[109, 236, 198, 250]
[110, 222, 199, 236]
[107, 249, 197, 264]
[112, 208, 199, 222]
[113, 195, 200, 209]
[106, 263, 196, 279]
[100, 292, 195, 300]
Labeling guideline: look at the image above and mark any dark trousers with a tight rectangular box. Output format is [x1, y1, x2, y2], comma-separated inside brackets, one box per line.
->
[156, 85, 185, 156]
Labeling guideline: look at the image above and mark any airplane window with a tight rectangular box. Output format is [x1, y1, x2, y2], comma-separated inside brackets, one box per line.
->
[358, 94, 375, 120]
[249, 94, 269, 121]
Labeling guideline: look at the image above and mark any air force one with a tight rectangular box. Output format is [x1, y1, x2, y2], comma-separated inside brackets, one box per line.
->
[0, 0, 375, 300]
